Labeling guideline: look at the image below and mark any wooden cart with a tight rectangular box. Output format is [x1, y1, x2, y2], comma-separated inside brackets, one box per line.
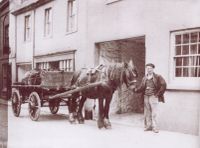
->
[11, 70, 103, 121]
[11, 71, 74, 121]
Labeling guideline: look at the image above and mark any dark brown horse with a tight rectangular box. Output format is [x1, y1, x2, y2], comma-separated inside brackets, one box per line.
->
[69, 60, 138, 129]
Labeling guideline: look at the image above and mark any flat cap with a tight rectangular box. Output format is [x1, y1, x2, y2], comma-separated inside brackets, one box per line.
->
[146, 63, 155, 68]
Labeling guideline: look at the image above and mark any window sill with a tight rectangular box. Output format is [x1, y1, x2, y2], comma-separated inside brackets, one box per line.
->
[105, 0, 122, 5]
[167, 79, 200, 91]
[43, 35, 53, 39]
[65, 30, 78, 36]
[23, 40, 32, 43]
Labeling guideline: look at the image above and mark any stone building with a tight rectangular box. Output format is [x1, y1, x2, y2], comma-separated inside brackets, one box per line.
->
[0, 0, 10, 99]
[9, 0, 200, 135]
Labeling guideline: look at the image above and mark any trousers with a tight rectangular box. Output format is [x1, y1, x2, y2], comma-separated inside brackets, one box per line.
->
[144, 95, 159, 129]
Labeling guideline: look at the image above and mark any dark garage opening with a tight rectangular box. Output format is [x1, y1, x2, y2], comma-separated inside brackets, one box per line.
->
[95, 36, 145, 114]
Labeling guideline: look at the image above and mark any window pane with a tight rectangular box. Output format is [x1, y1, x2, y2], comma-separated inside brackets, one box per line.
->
[49, 61, 59, 70]
[191, 32, 198, 43]
[183, 33, 189, 44]
[72, 0, 77, 15]
[175, 46, 181, 55]
[190, 44, 197, 54]
[199, 32, 200, 42]
[175, 35, 181, 44]
[198, 67, 200, 77]
[198, 44, 200, 54]
[190, 67, 198, 77]
[183, 57, 189, 66]
[182, 45, 189, 55]
[175, 68, 182, 77]
[183, 68, 189, 77]
[175, 57, 182, 66]
[190, 56, 198, 66]
[198, 56, 200, 66]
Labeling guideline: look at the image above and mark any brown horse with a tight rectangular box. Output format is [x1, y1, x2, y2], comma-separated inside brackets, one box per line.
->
[69, 60, 138, 129]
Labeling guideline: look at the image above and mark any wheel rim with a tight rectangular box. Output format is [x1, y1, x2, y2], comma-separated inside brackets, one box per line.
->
[11, 92, 21, 117]
[29, 92, 40, 121]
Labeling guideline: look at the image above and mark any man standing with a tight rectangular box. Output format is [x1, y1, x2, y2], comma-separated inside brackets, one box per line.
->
[135, 63, 166, 133]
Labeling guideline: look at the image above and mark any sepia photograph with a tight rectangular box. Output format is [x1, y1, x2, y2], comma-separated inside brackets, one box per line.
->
[0, 0, 200, 148]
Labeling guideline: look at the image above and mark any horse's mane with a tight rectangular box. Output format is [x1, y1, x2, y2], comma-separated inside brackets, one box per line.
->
[105, 63, 126, 88]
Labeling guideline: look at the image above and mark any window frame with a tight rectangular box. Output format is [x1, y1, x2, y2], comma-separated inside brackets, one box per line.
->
[37, 59, 74, 72]
[44, 7, 53, 37]
[66, 0, 78, 34]
[169, 28, 200, 90]
[24, 15, 31, 41]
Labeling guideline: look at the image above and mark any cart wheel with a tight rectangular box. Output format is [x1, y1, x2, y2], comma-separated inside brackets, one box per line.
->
[49, 100, 60, 114]
[11, 89, 21, 117]
[28, 92, 41, 121]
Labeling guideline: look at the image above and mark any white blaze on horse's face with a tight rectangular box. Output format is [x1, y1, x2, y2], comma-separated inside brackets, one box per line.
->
[129, 60, 134, 68]
[123, 60, 138, 88]
[128, 60, 137, 77]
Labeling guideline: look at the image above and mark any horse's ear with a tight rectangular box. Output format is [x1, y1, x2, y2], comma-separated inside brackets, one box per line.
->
[129, 59, 134, 68]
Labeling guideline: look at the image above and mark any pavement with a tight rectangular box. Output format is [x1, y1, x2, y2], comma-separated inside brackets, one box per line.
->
[0, 99, 8, 148]
[0, 99, 8, 105]
[1, 98, 200, 148]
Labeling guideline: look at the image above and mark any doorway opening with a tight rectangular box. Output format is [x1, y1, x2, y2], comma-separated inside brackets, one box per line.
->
[95, 36, 145, 113]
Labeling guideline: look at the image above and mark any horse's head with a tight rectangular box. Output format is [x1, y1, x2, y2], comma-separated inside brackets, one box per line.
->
[122, 60, 138, 89]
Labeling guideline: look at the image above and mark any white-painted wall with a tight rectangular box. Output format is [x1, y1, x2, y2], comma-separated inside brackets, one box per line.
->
[16, 11, 34, 63]
[11, 0, 88, 73]
[86, 0, 200, 89]
[34, 0, 88, 70]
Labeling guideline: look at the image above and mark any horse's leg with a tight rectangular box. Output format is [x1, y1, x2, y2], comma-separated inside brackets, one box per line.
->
[77, 96, 87, 124]
[98, 98, 104, 129]
[103, 96, 112, 129]
[68, 97, 76, 123]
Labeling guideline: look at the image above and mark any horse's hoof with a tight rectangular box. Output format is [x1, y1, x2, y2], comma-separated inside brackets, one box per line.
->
[69, 113, 76, 124]
[97, 119, 104, 129]
[104, 118, 112, 129]
[78, 119, 84, 124]
[77, 113, 84, 124]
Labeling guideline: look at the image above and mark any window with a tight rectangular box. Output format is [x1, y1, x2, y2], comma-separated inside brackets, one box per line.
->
[3, 25, 9, 55]
[67, 0, 77, 32]
[37, 62, 49, 70]
[173, 30, 200, 78]
[24, 15, 31, 41]
[44, 8, 52, 37]
[2, 64, 8, 91]
[37, 59, 74, 72]
[59, 59, 73, 71]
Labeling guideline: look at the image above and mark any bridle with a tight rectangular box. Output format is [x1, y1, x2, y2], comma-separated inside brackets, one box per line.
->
[123, 67, 137, 88]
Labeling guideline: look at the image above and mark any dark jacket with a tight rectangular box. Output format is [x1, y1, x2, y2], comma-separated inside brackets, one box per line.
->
[135, 73, 167, 103]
